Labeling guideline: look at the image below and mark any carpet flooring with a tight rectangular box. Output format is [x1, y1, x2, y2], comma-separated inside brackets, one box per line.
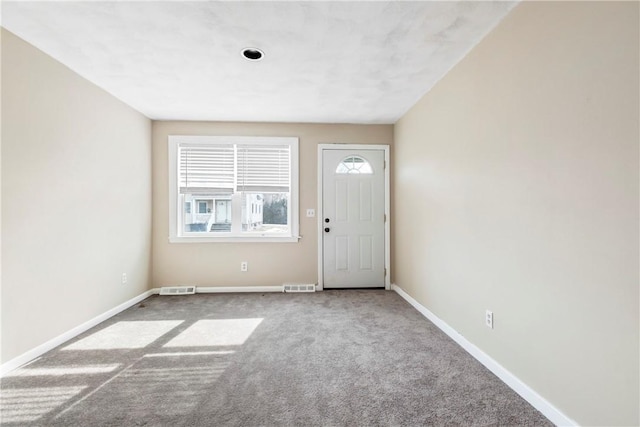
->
[1, 290, 553, 426]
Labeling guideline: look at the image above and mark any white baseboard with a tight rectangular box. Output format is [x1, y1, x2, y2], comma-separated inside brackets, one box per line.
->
[0, 289, 155, 377]
[195, 286, 283, 293]
[391, 284, 577, 427]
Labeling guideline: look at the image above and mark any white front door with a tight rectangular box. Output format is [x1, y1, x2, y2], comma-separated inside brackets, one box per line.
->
[322, 149, 386, 288]
[215, 200, 231, 223]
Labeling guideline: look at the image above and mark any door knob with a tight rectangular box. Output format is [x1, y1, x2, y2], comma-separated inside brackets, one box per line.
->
[324, 227, 330, 233]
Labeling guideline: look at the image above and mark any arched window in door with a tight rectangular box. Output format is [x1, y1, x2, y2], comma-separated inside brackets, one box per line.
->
[336, 156, 373, 174]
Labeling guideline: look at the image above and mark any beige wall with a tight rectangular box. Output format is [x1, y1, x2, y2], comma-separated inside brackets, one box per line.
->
[1, 29, 152, 363]
[152, 121, 392, 288]
[393, 2, 639, 425]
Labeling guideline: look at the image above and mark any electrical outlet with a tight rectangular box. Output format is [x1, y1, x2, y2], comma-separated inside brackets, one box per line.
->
[121, 273, 128, 285]
[485, 310, 493, 329]
[306, 209, 315, 217]
[240, 261, 248, 272]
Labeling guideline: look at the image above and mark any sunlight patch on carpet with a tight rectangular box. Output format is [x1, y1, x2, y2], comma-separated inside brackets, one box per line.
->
[163, 318, 263, 347]
[5, 364, 121, 377]
[144, 350, 235, 357]
[63, 321, 183, 350]
[0, 386, 86, 423]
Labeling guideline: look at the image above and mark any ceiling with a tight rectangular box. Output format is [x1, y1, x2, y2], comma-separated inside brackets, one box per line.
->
[2, 1, 517, 124]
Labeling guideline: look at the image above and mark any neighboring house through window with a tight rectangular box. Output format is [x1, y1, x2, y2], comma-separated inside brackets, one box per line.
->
[168, 136, 299, 242]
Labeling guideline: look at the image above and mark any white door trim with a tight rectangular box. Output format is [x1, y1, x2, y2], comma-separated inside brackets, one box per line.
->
[317, 144, 390, 291]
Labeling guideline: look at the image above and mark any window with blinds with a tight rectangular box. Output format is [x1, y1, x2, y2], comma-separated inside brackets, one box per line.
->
[237, 145, 290, 193]
[179, 145, 234, 194]
[168, 136, 299, 242]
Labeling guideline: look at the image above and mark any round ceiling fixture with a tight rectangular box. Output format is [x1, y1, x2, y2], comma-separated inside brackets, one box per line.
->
[242, 47, 264, 61]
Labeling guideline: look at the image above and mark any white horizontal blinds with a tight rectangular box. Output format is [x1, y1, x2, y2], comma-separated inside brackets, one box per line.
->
[237, 144, 290, 192]
[179, 144, 234, 194]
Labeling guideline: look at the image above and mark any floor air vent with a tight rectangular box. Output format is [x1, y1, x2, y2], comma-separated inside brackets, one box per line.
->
[283, 284, 316, 293]
[160, 286, 196, 295]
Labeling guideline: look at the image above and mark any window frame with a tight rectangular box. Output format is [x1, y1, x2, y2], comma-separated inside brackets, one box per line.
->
[168, 135, 299, 243]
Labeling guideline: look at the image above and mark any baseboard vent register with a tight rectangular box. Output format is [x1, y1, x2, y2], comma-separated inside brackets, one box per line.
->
[160, 286, 197, 295]
[283, 284, 316, 293]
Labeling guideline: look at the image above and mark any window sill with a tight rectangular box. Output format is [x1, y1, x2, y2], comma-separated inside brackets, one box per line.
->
[169, 235, 301, 243]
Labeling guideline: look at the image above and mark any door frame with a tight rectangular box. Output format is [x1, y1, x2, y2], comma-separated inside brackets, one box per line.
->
[317, 144, 390, 291]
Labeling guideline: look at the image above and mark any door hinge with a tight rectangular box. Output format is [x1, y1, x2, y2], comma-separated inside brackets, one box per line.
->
[384, 214, 387, 222]
[384, 268, 387, 276]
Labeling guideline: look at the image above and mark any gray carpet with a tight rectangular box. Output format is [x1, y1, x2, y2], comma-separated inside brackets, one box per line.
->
[1, 290, 553, 426]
